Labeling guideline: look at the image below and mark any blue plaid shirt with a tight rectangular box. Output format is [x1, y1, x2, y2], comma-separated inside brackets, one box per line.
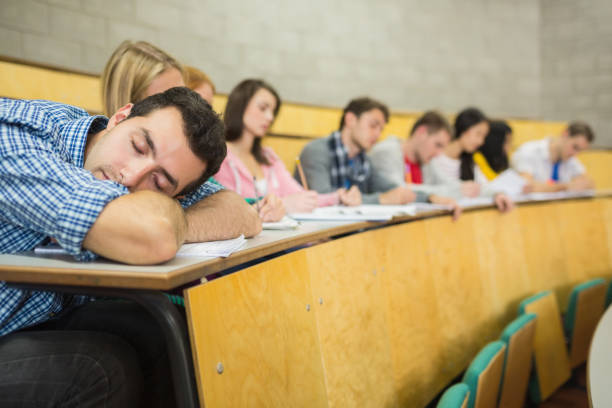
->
[0, 98, 221, 335]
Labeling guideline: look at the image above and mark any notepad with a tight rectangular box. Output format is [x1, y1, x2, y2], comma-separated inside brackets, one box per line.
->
[290, 205, 419, 221]
[175, 235, 247, 258]
[263, 216, 300, 230]
[486, 169, 527, 196]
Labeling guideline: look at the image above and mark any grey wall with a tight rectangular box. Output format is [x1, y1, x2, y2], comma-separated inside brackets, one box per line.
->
[541, 0, 612, 148]
[0, 0, 609, 145]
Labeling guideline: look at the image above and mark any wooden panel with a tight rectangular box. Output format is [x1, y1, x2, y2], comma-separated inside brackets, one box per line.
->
[578, 151, 612, 190]
[263, 136, 310, 174]
[474, 347, 505, 408]
[306, 231, 397, 408]
[425, 215, 491, 376]
[185, 251, 328, 408]
[498, 320, 536, 408]
[507, 119, 566, 150]
[556, 201, 612, 288]
[569, 283, 606, 367]
[519, 203, 570, 305]
[271, 104, 341, 138]
[472, 209, 531, 326]
[0, 60, 101, 112]
[182, 198, 612, 407]
[382, 113, 419, 140]
[524, 293, 571, 401]
[377, 222, 444, 407]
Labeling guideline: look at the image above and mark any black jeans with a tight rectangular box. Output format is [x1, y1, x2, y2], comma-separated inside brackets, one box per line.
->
[0, 299, 176, 407]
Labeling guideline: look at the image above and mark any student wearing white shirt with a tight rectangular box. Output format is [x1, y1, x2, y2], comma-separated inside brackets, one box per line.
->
[425, 107, 513, 211]
[511, 121, 595, 192]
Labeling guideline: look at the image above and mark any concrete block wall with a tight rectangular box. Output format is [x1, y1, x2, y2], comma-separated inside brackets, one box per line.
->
[541, 0, 612, 147]
[3, 0, 607, 147]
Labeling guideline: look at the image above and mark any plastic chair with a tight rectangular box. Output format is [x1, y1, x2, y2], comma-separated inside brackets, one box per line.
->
[462, 341, 506, 408]
[437, 383, 470, 408]
[519, 291, 570, 403]
[564, 278, 606, 367]
[498, 313, 537, 408]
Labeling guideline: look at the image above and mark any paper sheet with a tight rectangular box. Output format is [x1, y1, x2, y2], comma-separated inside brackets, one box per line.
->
[176, 235, 246, 258]
[263, 216, 300, 230]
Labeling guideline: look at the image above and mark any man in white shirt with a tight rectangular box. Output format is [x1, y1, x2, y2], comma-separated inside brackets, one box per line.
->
[511, 121, 594, 192]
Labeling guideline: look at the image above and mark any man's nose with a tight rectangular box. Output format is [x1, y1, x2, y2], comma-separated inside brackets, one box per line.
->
[120, 161, 154, 188]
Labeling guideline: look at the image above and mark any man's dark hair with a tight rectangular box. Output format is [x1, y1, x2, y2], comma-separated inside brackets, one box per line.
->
[339, 97, 389, 130]
[128, 86, 226, 195]
[410, 111, 451, 137]
[479, 120, 512, 173]
[567, 121, 595, 142]
[224, 79, 281, 166]
[454, 107, 488, 181]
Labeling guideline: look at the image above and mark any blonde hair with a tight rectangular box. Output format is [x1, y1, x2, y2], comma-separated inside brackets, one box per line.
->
[101, 40, 182, 116]
[184, 66, 216, 93]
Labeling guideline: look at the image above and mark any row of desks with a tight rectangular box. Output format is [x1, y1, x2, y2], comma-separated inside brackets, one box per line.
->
[0, 191, 610, 407]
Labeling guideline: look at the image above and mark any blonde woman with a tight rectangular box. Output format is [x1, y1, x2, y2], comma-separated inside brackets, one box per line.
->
[101, 40, 185, 116]
[184, 66, 215, 105]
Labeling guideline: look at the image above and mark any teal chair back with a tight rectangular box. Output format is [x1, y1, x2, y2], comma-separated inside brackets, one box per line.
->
[462, 341, 506, 408]
[605, 280, 612, 308]
[519, 291, 570, 403]
[437, 383, 470, 408]
[498, 313, 537, 408]
[564, 278, 606, 367]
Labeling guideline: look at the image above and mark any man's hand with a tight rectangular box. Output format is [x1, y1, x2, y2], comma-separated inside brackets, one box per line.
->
[494, 193, 514, 212]
[283, 191, 318, 213]
[429, 194, 462, 221]
[567, 175, 594, 191]
[379, 186, 416, 205]
[338, 186, 362, 206]
[257, 194, 286, 222]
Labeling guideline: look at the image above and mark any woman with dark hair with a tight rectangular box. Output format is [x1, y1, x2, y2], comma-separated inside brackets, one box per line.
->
[215, 79, 352, 221]
[424, 107, 513, 211]
[474, 120, 512, 180]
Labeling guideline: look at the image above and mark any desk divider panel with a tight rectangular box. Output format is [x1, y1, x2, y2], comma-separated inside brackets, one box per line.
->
[185, 251, 328, 408]
[305, 229, 398, 407]
[519, 203, 570, 303]
[185, 198, 612, 407]
[376, 221, 444, 407]
[556, 201, 612, 289]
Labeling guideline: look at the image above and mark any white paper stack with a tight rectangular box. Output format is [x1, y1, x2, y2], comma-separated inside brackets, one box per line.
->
[263, 216, 300, 230]
[177, 235, 246, 258]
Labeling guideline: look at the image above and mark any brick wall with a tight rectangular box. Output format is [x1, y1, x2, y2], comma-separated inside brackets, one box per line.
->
[0, 0, 608, 145]
[541, 0, 612, 147]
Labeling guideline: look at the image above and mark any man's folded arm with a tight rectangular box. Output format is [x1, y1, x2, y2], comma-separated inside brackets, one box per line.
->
[83, 191, 187, 264]
[184, 189, 261, 242]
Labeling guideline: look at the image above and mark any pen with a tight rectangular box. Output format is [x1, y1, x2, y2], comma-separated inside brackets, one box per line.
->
[295, 157, 309, 190]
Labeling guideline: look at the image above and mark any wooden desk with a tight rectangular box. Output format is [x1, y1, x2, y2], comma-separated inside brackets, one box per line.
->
[0, 220, 379, 408]
[588, 305, 612, 407]
[1, 195, 611, 407]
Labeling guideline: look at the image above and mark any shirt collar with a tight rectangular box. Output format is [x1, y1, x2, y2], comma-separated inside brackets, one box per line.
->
[59, 115, 108, 168]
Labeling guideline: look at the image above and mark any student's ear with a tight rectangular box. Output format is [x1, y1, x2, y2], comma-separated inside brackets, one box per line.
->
[345, 112, 357, 128]
[107, 103, 134, 130]
[414, 125, 428, 138]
